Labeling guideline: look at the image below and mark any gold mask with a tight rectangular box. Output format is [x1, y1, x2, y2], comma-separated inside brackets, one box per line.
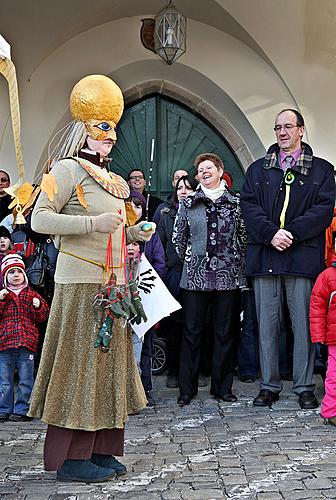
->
[70, 75, 124, 141]
[84, 119, 117, 141]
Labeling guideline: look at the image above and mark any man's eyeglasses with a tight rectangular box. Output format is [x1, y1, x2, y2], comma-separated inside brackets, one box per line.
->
[0, 177, 9, 183]
[274, 124, 300, 132]
[129, 175, 144, 181]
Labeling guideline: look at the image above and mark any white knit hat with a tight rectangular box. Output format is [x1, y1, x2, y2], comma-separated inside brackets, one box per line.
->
[1, 253, 26, 286]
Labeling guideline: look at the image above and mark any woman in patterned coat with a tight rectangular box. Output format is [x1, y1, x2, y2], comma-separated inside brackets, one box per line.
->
[172, 153, 247, 406]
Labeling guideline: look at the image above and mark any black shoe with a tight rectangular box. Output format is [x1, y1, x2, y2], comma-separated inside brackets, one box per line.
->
[166, 373, 179, 388]
[91, 454, 127, 475]
[57, 459, 116, 482]
[177, 394, 192, 406]
[239, 375, 255, 383]
[298, 391, 319, 410]
[253, 389, 279, 407]
[8, 414, 33, 422]
[0, 413, 9, 422]
[145, 391, 155, 407]
[216, 393, 237, 402]
[198, 375, 208, 387]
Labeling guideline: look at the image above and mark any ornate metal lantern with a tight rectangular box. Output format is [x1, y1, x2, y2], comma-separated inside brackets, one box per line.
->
[154, 1, 186, 65]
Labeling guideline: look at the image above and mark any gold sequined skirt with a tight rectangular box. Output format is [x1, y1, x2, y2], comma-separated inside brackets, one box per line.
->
[28, 283, 147, 431]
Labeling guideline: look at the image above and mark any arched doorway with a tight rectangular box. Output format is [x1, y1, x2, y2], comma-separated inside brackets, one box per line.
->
[111, 95, 245, 198]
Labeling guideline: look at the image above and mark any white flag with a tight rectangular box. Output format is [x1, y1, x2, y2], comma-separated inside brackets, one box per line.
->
[131, 255, 181, 338]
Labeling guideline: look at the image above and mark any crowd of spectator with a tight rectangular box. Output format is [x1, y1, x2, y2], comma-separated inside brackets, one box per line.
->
[1, 107, 336, 432]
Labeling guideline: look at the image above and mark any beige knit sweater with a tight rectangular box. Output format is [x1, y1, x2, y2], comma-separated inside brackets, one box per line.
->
[32, 158, 130, 285]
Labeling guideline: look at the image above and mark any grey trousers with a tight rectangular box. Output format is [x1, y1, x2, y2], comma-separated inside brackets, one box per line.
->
[253, 276, 315, 395]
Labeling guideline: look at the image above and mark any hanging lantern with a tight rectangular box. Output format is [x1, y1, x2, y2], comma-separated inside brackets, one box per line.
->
[154, 1, 186, 65]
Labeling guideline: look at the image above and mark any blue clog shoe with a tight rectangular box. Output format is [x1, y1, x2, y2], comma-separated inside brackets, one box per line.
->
[91, 454, 127, 475]
[57, 459, 116, 482]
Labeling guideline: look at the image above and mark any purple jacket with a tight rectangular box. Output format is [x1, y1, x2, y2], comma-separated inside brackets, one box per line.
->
[143, 232, 166, 279]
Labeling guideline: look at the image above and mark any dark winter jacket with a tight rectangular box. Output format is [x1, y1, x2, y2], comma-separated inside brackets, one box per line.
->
[172, 187, 247, 291]
[157, 206, 181, 272]
[142, 190, 164, 222]
[142, 232, 166, 279]
[11, 212, 58, 302]
[0, 194, 12, 224]
[157, 205, 182, 297]
[153, 194, 173, 225]
[240, 142, 335, 278]
[310, 259, 336, 345]
[0, 286, 49, 352]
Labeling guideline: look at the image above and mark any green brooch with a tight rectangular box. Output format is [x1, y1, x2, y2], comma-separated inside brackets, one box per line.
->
[284, 170, 295, 185]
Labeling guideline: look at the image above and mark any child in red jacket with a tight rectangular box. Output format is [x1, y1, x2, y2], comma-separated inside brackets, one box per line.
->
[0, 254, 49, 422]
[310, 255, 336, 426]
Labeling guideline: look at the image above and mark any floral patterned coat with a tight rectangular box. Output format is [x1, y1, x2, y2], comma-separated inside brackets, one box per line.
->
[172, 187, 247, 292]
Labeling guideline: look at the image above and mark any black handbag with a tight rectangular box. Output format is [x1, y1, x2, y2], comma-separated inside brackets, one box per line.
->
[26, 244, 48, 288]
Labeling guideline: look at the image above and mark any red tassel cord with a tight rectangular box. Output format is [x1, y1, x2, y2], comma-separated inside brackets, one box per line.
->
[93, 211, 147, 352]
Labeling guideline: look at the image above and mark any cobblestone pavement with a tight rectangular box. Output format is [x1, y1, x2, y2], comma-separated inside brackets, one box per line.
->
[1, 375, 336, 499]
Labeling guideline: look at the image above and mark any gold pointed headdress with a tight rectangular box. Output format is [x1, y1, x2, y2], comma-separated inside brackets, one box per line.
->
[70, 75, 124, 141]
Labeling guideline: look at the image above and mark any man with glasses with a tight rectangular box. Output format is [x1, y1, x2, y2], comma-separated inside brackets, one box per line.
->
[0, 171, 11, 223]
[240, 109, 335, 409]
[127, 169, 163, 221]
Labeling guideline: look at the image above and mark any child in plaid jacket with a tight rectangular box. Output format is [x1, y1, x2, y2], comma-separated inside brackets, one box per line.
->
[0, 254, 49, 422]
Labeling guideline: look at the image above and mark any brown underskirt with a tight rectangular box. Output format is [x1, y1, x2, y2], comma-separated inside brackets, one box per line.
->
[44, 424, 125, 471]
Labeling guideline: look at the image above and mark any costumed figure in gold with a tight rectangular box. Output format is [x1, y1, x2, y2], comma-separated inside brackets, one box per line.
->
[28, 75, 155, 482]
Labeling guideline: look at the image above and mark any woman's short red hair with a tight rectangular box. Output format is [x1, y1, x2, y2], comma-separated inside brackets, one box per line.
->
[194, 153, 224, 172]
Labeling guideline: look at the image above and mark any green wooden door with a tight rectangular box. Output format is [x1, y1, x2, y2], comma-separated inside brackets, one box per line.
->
[111, 95, 245, 197]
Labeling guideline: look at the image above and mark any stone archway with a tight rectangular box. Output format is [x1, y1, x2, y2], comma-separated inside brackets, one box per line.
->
[111, 93, 247, 195]
[34, 76, 264, 182]
[123, 79, 264, 172]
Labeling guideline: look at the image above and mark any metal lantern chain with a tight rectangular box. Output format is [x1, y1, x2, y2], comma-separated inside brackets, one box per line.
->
[154, 1, 186, 65]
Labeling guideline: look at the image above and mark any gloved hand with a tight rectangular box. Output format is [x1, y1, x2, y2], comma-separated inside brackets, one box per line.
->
[32, 297, 40, 308]
[91, 213, 123, 234]
[126, 221, 156, 243]
[0, 289, 8, 301]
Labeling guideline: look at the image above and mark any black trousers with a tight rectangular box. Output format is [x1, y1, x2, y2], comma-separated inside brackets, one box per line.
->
[140, 328, 154, 392]
[164, 316, 182, 375]
[164, 313, 213, 377]
[179, 288, 241, 397]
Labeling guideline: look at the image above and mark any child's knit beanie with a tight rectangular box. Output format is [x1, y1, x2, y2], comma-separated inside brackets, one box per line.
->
[1, 253, 26, 285]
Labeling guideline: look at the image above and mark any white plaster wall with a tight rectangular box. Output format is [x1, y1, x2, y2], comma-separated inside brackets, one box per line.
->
[0, 15, 295, 182]
[220, 0, 336, 163]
